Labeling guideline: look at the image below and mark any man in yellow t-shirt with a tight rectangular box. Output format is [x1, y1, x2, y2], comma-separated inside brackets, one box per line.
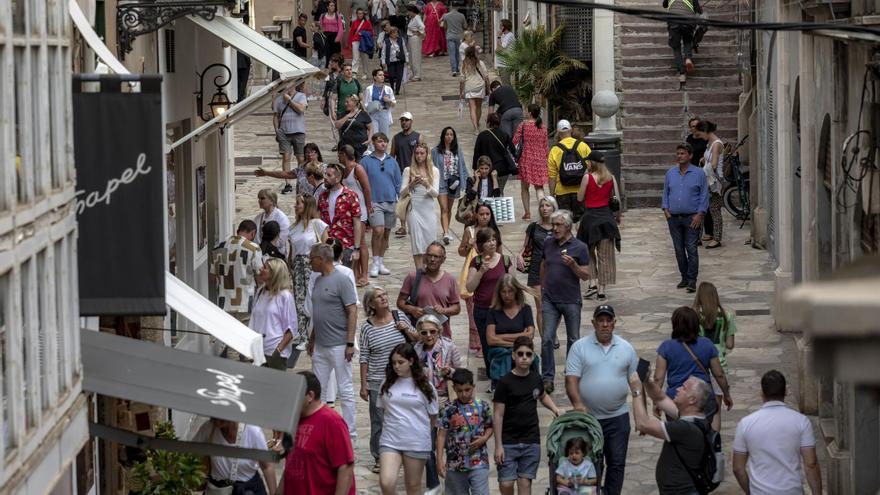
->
[547, 119, 592, 223]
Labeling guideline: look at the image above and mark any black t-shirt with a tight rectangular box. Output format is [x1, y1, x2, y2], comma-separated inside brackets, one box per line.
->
[293, 26, 308, 57]
[340, 110, 373, 150]
[493, 369, 544, 444]
[392, 131, 421, 172]
[487, 305, 534, 336]
[686, 134, 707, 166]
[526, 222, 553, 279]
[656, 418, 706, 494]
[488, 86, 522, 115]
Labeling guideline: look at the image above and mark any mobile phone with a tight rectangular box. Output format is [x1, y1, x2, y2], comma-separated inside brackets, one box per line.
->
[474, 256, 483, 269]
[561, 249, 568, 256]
[637, 358, 651, 382]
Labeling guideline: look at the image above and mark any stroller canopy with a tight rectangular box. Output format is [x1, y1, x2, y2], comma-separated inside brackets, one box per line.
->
[545, 411, 604, 465]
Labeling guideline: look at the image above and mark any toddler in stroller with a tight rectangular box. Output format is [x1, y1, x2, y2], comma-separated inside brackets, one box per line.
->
[545, 411, 604, 495]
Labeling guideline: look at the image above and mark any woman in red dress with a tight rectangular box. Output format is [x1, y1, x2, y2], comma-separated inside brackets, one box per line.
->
[422, 0, 447, 56]
[512, 103, 549, 220]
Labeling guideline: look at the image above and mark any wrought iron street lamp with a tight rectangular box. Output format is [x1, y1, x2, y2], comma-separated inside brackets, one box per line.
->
[195, 63, 235, 121]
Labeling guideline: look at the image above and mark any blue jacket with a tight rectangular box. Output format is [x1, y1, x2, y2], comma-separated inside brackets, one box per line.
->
[430, 146, 470, 194]
[361, 153, 402, 203]
[661, 164, 709, 214]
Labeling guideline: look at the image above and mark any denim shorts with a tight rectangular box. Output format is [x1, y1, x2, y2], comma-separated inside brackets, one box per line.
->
[497, 443, 541, 481]
[379, 446, 431, 460]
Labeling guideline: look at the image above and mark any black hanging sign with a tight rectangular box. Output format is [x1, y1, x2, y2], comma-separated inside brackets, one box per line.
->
[73, 75, 166, 315]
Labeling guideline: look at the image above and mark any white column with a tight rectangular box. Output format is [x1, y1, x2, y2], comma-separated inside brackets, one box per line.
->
[773, 19, 794, 319]
[799, 34, 817, 283]
[591, 0, 616, 132]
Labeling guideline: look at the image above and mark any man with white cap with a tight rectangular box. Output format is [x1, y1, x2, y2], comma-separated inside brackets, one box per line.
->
[547, 119, 592, 223]
[389, 111, 424, 236]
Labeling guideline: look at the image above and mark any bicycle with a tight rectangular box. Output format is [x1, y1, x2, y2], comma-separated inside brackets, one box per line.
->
[721, 135, 750, 227]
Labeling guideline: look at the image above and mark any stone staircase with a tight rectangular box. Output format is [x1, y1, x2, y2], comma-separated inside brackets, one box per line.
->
[615, 0, 744, 207]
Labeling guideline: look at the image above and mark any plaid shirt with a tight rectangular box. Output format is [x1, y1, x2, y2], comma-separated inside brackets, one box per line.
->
[318, 186, 362, 248]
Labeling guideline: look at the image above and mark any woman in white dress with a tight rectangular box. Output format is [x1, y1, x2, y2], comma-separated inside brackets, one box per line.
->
[399, 143, 440, 269]
[363, 69, 396, 136]
[288, 194, 328, 340]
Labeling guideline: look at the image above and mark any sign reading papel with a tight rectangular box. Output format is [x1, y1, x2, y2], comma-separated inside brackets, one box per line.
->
[73, 75, 165, 315]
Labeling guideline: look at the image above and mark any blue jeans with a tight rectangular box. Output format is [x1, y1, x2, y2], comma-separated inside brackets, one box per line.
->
[667, 214, 700, 282]
[540, 295, 581, 383]
[448, 38, 461, 72]
[598, 413, 630, 495]
[445, 467, 490, 494]
[474, 306, 491, 374]
[368, 389, 385, 462]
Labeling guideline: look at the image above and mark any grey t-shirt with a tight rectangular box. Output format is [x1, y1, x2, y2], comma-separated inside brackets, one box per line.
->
[274, 92, 307, 134]
[311, 268, 358, 347]
[441, 10, 467, 39]
[392, 130, 420, 172]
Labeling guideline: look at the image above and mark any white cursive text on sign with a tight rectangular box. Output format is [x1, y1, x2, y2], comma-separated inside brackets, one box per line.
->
[196, 368, 255, 413]
[75, 153, 152, 215]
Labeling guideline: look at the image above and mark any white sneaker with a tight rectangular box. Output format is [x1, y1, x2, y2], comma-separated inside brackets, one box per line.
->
[424, 486, 441, 495]
[369, 264, 379, 278]
[378, 261, 391, 275]
[442, 233, 453, 245]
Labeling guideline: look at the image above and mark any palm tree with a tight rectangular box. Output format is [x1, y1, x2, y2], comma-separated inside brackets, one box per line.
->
[496, 25, 587, 105]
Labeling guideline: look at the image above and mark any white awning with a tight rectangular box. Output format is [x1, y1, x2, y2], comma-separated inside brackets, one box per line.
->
[168, 15, 319, 151]
[165, 271, 265, 366]
[69, 0, 129, 75]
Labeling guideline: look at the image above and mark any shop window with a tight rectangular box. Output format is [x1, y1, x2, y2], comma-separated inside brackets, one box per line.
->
[12, 0, 25, 34]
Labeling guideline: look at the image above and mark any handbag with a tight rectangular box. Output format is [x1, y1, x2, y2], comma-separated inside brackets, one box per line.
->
[514, 124, 525, 161]
[455, 193, 477, 225]
[204, 423, 244, 495]
[488, 130, 519, 176]
[458, 245, 476, 299]
[518, 223, 535, 274]
[395, 194, 412, 220]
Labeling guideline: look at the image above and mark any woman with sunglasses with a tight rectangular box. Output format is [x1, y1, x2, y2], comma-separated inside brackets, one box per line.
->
[492, 336, 560, 494]
[458, 202, 503, 359]
[378, 343, 439, 495]
[486, 274, 535, 387]
[358, 285, 417, 474]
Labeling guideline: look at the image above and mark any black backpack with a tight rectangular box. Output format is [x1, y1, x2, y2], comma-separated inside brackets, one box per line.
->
[556, 139, 588, 186]
[671, 419, 723, 494]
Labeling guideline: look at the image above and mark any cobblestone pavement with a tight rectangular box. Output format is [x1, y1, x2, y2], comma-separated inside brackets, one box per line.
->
[233, 55, 812, 494]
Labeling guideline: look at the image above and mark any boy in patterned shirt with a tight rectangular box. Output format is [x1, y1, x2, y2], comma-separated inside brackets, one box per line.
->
[436, 369, 494, 494]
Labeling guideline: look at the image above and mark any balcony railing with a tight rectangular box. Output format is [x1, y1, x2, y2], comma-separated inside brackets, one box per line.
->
[116, 0, 237, 56]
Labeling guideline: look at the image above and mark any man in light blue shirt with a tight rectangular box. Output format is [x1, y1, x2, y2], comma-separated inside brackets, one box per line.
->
[661, 143, 709, 292]
[360, 133, 402, 277]
[564, 304, 638, 495]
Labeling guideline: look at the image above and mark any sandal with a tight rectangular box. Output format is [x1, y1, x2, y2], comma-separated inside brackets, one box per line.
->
[584, 285, 598, 298]
[706, 241, 722, 249]
[371, 462, 381, 474]
[394, 227, 407, 236]
[522, 213, 531, 221]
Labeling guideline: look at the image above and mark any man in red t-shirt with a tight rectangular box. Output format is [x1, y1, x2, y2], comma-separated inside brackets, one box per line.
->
[396, 241, 461, 337]
[281, 371, 355, 495]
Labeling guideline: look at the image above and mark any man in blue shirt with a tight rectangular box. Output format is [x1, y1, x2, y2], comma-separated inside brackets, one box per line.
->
[661, 144, 708, 293]
[539, 209, 591, 393]
[564, 304, 638, 495]
[360, 133, 402, 277]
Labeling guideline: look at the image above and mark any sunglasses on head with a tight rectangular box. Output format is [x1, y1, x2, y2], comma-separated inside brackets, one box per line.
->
[516, 351, 534, 358]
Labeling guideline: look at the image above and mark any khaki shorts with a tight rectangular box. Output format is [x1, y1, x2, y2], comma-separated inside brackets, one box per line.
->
[276, 129, 305, 156]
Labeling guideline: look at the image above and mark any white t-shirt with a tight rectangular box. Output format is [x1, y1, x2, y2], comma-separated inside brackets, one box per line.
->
[249, 289, 298, 357]
[733, 401, 816, 495]
[327, 187, 343, 221]
[254, 207, 291, 257]
[496, 32, 515, 68]
[378, 377, 439, 452]
[289, 219, 329, 256]
[192, 423, 266, 482]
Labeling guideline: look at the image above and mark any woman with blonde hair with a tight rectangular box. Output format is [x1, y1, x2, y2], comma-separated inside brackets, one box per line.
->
[250, 257, 298, 369]
[576, 158, 621, 301]
[692, 281, 736, 431]
[486, 274, 535, 385]
[399, 143, 440, 268]
[288, 194, 329, 338]
[458, 45, 489, 132]
[520, 195, 557, 342]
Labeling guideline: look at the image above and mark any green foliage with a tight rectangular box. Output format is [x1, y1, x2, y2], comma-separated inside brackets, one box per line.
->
[496, 25, 587, 104]
[130, 422, 206, 495]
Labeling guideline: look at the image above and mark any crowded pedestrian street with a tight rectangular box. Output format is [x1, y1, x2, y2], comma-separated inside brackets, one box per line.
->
[231, 55, 812, 494]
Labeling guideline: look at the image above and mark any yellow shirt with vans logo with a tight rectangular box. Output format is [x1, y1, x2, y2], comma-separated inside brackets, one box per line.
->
[547, 137, 592, 196]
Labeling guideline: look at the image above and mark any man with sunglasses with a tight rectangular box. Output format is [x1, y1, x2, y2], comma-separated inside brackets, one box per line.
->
[360, 133, 402, 277]
[397, 242, 461, 336]
[564, 304, 639, 495]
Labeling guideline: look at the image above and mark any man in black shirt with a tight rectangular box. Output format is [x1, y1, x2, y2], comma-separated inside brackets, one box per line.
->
[632, 372, 713, 495]
[389, 111, 424, 236]
[493, 336, 561, 494]
[292, 13, 311, 58]
[488, 80, 524, 139]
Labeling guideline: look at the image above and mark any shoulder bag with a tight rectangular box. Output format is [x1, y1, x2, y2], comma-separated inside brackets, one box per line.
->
[204, 423, 244, 495]
[680, 341, 713, 384]
[518, 222, 535, 273]
[514, 123, 526, 161]
[488, 129, 519, 176]
[402, 269, 425, 325]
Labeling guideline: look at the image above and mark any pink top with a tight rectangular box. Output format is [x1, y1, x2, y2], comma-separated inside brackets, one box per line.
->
[470, 256, 508, 308]
[320, 13, 343, 41]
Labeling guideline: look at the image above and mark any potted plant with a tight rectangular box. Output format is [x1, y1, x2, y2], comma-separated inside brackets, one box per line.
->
[495, 25, 587, 105]
[130, 422, 206, 494]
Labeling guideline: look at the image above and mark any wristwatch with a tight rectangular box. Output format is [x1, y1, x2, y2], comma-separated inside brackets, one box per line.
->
[346, 342, 355, 347]
[631, 389, 642, 398]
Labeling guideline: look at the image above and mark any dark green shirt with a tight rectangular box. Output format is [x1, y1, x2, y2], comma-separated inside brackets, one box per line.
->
[336, 78, 361, 116]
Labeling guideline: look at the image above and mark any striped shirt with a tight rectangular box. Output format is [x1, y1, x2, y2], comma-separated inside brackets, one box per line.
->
[359, 318, 412, 389]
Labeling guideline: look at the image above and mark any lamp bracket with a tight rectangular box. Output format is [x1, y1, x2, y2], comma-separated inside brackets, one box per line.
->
[117, 0, 232, 57]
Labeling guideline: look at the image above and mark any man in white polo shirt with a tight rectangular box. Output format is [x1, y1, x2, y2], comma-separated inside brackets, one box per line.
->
[732, 370, 823, 495]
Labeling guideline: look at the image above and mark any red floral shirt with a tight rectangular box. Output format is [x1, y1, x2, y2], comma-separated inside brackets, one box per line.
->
[318, 186, 362, 248]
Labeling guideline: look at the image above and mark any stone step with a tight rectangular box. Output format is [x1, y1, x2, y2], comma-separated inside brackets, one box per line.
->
[620, 43, 737, 58]
[621, 101, 740, 117]
[624, 191, 663, 208]
[621, 89, 740, 104]
[622, 75, 741, 90]
[624, 139, 712, 153]
[623, 114, 738, 128]
[619, 31, 735, 45]
[622, 65, 741, 78]
[623, 152, 683, 165]
[621, 56, 739, 69]
[622, 127, 736, 141]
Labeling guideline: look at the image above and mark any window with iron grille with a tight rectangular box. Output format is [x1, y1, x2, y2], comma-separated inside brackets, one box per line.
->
[555, 6, 592, 62]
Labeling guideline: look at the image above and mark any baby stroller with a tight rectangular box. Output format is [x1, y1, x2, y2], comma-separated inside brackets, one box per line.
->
[545, 411, 605, 495]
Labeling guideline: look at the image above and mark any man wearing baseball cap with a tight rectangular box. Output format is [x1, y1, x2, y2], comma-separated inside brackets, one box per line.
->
[389, 111, 424, 236]
[547, 119, 592, 223]
[564, 304, 639, 495]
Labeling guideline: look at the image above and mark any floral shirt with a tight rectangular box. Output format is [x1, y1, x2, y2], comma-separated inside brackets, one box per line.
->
[438, 398, 493, 471]
[415, 337, 461, 400]
[318, 186, 362, 248]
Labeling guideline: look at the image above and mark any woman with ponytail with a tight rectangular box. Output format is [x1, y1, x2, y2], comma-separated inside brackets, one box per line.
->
[512, 103, 549, 220]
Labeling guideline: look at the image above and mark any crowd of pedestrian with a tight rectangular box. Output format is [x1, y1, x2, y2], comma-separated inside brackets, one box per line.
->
[202, 22, 825, 494]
